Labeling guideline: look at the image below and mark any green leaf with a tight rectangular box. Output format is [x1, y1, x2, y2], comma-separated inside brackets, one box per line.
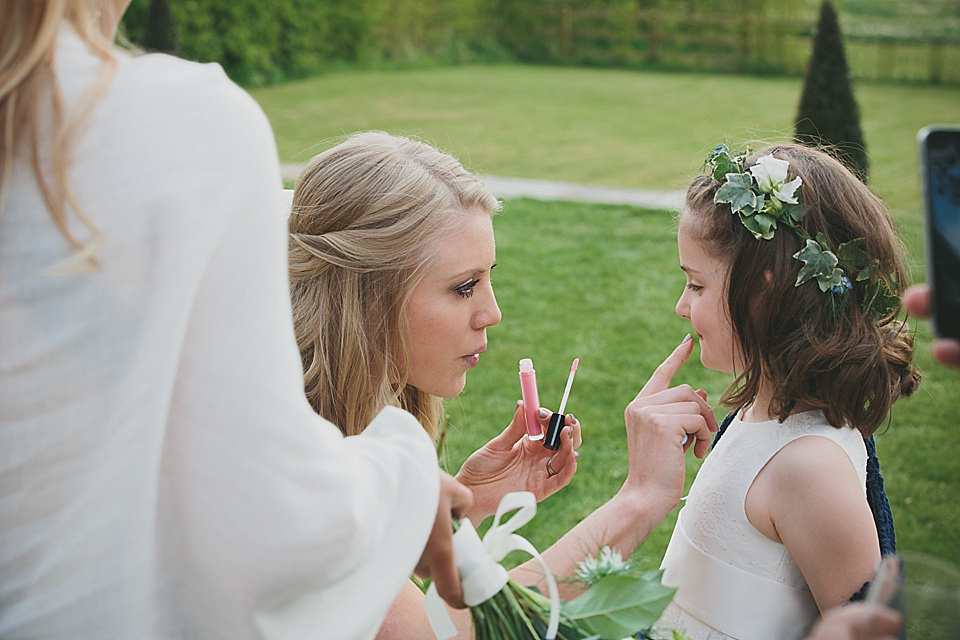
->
[837, 238, 872, 281]
[739, 211, 777, 240]
[817, 267, 845, 292]
[714, 172, 756, 213]
[793, 238, 839, 289]
[563, 574, 676, 639]
[864, 280, 900, 319]
[783, 201, 805, 224]
[709, 149, 742, 180]
[753, 192, 767, 214]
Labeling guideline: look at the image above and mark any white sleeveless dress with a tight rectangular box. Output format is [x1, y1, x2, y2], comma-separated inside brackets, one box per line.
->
[655, 410, 867, 640]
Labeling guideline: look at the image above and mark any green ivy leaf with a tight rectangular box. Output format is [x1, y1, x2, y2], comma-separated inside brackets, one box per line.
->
[818, 267, 845, 292]
[783, 201, 805, 224]
[864, 280, 900, 319]
[794, 238, 840, 290]
[563, 573, 676, 639]
[837, 238, 873, 282]
[714, 172, 756, 213]
[710, 149, 742, 180]
[739, 211, 777, 240]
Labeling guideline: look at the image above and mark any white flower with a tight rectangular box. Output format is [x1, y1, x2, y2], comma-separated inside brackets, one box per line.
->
[576, 545, 628, 586]
[775, 175, 803, 204]
[749, 153, 789, 190]
[749, 153, 803, 204]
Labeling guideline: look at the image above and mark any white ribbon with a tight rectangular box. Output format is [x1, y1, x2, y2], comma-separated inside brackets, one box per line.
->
[425, 491, 561, 639]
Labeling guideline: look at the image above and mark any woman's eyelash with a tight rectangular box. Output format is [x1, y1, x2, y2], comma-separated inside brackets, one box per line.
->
[454, 279, 481, 298]
[686, 283, 703, 292]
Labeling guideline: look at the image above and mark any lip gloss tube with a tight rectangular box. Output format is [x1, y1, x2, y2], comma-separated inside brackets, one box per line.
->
[544, 412, 566, 450]
[518, 358, 543, 440]
[544, 358, 579, 450]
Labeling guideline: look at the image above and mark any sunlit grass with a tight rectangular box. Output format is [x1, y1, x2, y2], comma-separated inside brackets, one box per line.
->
[253, 66, 960, 567]
[449, 197, 960, 569]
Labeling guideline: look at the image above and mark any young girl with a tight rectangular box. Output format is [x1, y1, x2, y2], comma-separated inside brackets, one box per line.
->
[656, 143, 920, 640]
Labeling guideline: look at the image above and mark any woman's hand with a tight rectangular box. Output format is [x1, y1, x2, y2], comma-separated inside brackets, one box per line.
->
[456, 401, 581, 523]
[414, 471, 474, 609]
[619, 335, 718, 519]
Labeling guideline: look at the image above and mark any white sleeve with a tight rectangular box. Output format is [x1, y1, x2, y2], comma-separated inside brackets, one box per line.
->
[157, 70, 439, 639]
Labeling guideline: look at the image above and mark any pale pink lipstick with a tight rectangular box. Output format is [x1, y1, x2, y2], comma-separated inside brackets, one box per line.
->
[461, 345, 486, 368]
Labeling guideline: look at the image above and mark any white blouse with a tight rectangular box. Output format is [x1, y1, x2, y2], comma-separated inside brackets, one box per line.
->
[0, 27, 439, 640]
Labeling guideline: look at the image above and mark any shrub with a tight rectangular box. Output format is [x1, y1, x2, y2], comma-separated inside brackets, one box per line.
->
[794, 0, 869, 182]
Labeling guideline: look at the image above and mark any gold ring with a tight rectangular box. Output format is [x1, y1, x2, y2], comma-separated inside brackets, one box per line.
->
[546, 459, 557, 477]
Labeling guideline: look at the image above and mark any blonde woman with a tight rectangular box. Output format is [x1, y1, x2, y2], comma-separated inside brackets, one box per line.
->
[288, 132, 720, 638]
[0, 3, 471, 638]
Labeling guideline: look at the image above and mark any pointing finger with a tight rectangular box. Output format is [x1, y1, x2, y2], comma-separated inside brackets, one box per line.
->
[636, 334, 694, 400]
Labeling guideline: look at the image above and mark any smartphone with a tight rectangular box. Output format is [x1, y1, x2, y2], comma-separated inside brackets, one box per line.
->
[918, 125, 960, 339]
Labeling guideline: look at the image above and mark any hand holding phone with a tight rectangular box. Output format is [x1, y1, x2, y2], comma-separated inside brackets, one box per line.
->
[865, 556, 907, 640]
[918, 125, 960, 340]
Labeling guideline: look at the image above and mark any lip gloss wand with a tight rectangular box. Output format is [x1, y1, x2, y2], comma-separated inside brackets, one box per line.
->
[544, 358, 579, 450]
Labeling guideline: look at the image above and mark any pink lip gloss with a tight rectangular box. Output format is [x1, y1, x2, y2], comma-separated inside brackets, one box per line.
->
[518, 358, 543, 440]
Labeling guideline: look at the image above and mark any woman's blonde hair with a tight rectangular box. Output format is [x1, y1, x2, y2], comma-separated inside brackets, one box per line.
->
[0, 0, 118, 267]
[289, 131, 500, 438]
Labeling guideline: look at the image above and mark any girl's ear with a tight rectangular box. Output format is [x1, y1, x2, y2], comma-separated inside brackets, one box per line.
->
[763, 269, 774, 283]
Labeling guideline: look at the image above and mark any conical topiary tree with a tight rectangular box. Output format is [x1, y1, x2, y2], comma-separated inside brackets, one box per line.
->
[143, 0, 178, 54]
[794, 0, 868, 182]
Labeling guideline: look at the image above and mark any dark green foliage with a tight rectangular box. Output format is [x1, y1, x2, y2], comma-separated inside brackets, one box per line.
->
[121, 0, 500, 86]
[119, 1, 958, 88]
[794, 0, 869, 182]
[143, 0, 178, 54]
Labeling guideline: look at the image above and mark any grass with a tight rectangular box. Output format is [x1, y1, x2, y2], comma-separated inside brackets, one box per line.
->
[252, 66, 960, 569]
[447, 198, 960, 572]
[256, 64, 959, 260]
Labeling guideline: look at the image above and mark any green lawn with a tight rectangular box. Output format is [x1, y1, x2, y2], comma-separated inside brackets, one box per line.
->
[252, 66, 960, 569]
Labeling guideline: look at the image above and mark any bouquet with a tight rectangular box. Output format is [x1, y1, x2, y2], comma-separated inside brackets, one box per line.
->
[425, 492, 687, 640]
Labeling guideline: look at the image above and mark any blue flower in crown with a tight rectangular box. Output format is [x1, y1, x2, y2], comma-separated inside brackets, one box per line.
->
[830, 275, 854, 295]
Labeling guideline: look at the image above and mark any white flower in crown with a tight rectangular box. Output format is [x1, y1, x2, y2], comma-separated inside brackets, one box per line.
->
[749, 153, 803, 204]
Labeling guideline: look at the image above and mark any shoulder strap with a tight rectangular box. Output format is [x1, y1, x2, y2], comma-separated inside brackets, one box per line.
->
[711, 411, 737, 449]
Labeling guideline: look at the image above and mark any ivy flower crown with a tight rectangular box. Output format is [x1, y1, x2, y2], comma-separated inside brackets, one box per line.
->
[706, 146, 898, 320]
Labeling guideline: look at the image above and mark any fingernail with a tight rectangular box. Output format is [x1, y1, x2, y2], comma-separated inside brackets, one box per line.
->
[538, 408, 550, 418]
[517, 399, 523, 407]
[682, 333, 693, 344]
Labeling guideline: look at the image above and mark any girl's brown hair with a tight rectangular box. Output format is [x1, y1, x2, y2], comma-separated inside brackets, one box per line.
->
[682, 143, 920, 436]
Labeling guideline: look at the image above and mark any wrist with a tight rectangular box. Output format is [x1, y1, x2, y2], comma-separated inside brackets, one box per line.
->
[462, 504, 493, 525]
[454, 474, 494, 524]
[611, 487, 676, 543]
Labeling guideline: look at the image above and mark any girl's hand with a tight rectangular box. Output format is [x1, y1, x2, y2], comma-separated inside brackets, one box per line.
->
[456, 401, 581, 523]
[620, 335, 718, 517]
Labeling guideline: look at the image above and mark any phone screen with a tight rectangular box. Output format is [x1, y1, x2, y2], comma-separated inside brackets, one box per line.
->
[919, 126, 960, 339]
